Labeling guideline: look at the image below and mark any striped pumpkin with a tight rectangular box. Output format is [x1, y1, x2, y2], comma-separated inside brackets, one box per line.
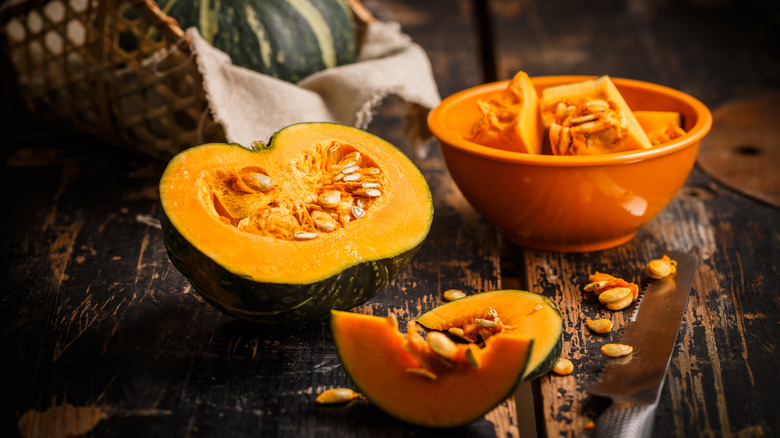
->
[157, 0, 357, 82]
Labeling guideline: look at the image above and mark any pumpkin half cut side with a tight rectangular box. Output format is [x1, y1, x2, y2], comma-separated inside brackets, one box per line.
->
[159, 122, 433, 324]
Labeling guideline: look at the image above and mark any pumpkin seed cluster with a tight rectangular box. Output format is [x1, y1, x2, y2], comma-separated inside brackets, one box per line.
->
[207, 141, 385, 240]
[549, 99, 628, 156]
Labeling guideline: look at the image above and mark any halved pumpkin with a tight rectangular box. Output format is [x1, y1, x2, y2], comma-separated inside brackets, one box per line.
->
[159, 122, 433, 324]
[540, 75, 652, 155]
[466, 71, 544, 154]
[330, 310, 533, 428]
[416, 290, 562, 381]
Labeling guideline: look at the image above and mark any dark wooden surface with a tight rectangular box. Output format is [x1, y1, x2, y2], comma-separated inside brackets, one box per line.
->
[2, 0, 778, 437]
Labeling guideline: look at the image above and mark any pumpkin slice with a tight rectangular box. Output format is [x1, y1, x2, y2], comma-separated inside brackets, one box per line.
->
[416, 290, 562, 380]
[466, 71, 544, 154]
[331, 310, 533, 428]
[634, 110, 687, 145]
[159, 122, 433, 324]
[540, 75, 652, 155]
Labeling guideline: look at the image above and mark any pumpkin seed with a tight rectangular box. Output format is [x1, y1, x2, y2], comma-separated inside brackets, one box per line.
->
[354, 188, 381, 198]
[583, 280, 608, 292]
[243, 173, 274, 192]
[601, 343, 633, 358]
[343, 173, 361, 182]
[475, 318, 497, 328]
[586, 318, 614, 334]
[318, 190, 341, 209]
[339, 152, 361, 168]
[311, 210, 337, 232]
[332, 172, 345, 182]
[294, 231, 318, 240]
[427, 331, 457, 360]
[597, 286, 633, 304]
[365, 167, 380, 175]
[361, 182, 380, 188]
[646, 255, 677, 279]
[606, 293, 634, 311]
[342, 165, 360, 174]
[570, 114, 597, 125]
[316, 387, 360, 404]
[552, 357, 574, 375]
[351, 206, 365, 219]
[405, 367, 437, 380]
[443, 289, 466, 301]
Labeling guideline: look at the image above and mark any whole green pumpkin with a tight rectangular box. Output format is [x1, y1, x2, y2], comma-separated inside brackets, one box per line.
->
[157, 0, 358, 82]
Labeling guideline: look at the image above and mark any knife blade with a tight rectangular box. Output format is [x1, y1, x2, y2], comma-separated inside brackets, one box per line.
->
[587, 250, 699, 438]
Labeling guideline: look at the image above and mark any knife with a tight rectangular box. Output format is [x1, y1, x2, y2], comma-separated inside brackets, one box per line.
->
[587, 250, 699, 438]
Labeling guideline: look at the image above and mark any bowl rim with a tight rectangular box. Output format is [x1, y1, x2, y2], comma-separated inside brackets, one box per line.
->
[428, 75, 713, 167]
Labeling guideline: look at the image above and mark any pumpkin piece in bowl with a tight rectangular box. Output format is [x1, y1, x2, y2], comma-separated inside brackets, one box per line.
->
[466, 71, 544, 154]
[539, 75, 653, 155]
[634, 110, 687, 145]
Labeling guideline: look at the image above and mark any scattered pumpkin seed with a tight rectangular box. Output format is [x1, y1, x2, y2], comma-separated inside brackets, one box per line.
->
[597, 286, 633, 304]
[646, 255, 678, 279]
[586, 318, 614, 334]
[583, 280, 608, 292]
[316, 387, 360, 404]
[552, 357, 574, 375]
[605, 292, 634, 311]
[601, 343, 633, 358]
[443, 289, 466, 301]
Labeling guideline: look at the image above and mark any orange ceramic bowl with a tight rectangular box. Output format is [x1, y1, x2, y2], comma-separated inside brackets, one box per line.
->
[428, 76, 712, 252]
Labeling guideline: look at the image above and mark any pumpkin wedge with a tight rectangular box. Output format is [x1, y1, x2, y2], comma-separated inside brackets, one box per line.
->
[540, 75, 652, 155]
[634, 110, 687, 145]
[159, 122, 433, 324]
[416, 290, 562, 380]
[466, 71, 544, 154]
[331, 310, 533, 428]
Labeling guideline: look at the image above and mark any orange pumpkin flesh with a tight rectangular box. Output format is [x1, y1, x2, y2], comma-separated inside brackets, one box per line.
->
[466, 71, 544, 154]
[540, 75, 652, 155]
[330, 310, 533, 428]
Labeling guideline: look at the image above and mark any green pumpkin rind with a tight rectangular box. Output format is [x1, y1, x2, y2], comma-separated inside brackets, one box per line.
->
[160, 210, 424, 324]
[157, 0, 357, 82]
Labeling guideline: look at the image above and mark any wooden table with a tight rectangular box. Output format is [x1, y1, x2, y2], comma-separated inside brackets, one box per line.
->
[2, 0, 778, 437]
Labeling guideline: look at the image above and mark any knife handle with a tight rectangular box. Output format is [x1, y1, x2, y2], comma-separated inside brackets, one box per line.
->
[595, 401, 657, 438]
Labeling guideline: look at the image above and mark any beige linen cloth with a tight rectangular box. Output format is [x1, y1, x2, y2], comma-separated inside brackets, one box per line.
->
[187, 20, 441, 151]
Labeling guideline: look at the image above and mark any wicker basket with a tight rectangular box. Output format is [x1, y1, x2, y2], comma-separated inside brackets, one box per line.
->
[0, 0, 372, 160]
